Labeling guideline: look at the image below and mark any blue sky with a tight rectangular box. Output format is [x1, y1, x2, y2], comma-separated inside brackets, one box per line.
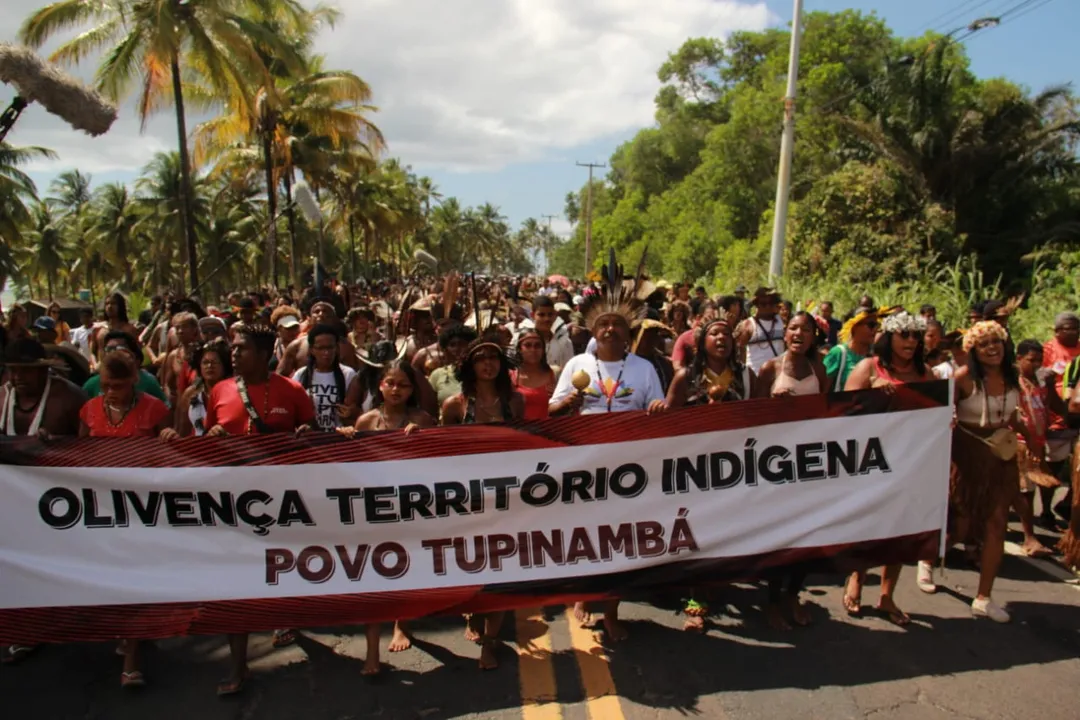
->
[429, 0, 1078, 236]
[6, 0, 1077, 240]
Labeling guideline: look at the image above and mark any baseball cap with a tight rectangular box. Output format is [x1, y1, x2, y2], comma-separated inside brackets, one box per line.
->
[32, 316, 56, 331]
[277, 315, 301, 329]
[554, 302, 572, 313]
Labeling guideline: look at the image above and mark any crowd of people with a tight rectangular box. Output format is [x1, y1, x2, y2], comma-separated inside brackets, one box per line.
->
[1, 267, 1079, 693]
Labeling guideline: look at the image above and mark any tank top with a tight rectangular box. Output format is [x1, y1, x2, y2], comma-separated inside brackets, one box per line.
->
[746, 316, 785, 373]
[462, 395, 513, 424]
[511, 370, 552, 421]
[771, 354, 820, 396]
[957, 384, 1019, 428]
[0, 376, 53, 435]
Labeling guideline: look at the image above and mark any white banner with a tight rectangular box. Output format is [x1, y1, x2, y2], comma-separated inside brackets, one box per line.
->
[0, 406, 952, 610]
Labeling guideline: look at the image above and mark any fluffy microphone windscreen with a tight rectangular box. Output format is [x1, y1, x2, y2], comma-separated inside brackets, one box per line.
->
[0, 43, 117, 136]
[293, 180, 322, 225]
[413, 249, 437, 270]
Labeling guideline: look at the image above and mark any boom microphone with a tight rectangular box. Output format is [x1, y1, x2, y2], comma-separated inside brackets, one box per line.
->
[293, 180, 323, 225]
[413, 249, 437, 271]
[0, 43, 117, 142]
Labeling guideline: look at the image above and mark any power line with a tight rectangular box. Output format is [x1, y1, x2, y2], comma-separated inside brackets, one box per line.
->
[1003, 0, 1057, 23]
[921, 0, 996, 34]
[952, 0, 1057, 43]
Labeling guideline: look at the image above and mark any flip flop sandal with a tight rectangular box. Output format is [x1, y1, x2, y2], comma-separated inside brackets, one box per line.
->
[121, 671, 146, 689]
[842, 577, 862, 616]
[1022, 545, 1053, 558]
[1, 644, 37, 665]
[876, 604, 911, 627]
[272, 629, 297, 648]
[842, 593, 862, 616]
[216, 675, 248, 697]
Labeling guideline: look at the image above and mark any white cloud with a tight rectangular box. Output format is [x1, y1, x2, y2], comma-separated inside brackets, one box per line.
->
[1, 0, 772, 176]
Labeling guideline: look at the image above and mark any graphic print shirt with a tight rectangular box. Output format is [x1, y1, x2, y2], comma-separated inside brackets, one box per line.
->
[292, 364, 358, 430]
[550, 352, 664, 415]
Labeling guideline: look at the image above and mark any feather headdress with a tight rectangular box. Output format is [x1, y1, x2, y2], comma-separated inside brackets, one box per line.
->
[442, 271, 460, 320]
[838, 309, 877, 344]
[584, 248, 651, 331]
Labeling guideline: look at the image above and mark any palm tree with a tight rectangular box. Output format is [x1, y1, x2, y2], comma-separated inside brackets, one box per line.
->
[846, 43, 1080, 273]
[92, 183, 141, 290]
[25, 201, 67, 299]
[416, 176, 442, 219]
[20, 0, 308, 293]
[196, 51, 383, 287]
[135, 151, 211, 293]
[48, 169, 94, 296]
[0, 143, 54, 289]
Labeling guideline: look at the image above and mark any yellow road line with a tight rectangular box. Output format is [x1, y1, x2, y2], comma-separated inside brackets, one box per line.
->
[515, 607, 561, 720]
[564, 607, 625, 720]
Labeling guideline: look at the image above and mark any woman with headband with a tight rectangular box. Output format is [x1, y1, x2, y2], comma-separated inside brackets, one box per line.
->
[946, 320, 1027, 623]
[441, 334, 524, 669]
[842, 311, 935, 625]
[666, 318, 754, 409]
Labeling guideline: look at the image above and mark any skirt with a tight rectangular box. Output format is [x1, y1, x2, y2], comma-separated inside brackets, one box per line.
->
[950, 426, 1020, 544]
[1017, 442, 1060, 493]
[1056, 436, 1080, 568]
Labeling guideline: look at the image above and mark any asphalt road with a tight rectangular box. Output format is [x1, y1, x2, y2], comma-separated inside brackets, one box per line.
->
[3, 525, 1078, 720]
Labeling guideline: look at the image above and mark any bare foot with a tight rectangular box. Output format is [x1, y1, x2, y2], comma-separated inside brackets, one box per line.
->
[464, 615, 482, 643]
[842, 573, 862, 616]
[361, 656, 381, 676]
[683, 615, 705, 633]
[788, 596, 811, 627]
[389, 624, 412, 653]
[572, 601, 590, 626]
[1021, 539, 1052, 558]
[479, 639, 499, 670]
[765, 603, 791, 630]
[603, 615, 629, 642]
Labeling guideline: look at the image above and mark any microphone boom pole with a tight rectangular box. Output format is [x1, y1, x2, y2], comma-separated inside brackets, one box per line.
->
[0, 43, 117, 142]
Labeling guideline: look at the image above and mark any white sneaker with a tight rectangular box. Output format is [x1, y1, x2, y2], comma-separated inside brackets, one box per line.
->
[972, 597, 1010, 623]
[916, 562, 937, 594]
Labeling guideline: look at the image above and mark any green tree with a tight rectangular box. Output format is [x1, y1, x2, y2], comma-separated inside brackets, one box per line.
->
[20, 0, 307, 293]
[0, 143, 54, 289]
[25, 200, 67, 299]
[92, 183, 141, 290]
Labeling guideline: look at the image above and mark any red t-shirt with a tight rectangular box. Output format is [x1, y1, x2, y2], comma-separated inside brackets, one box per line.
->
[80, 394, 170, 438]
[1042, 339, 1080, 431]
[204, 375, 316, 435]
[673, 330, 696, 367]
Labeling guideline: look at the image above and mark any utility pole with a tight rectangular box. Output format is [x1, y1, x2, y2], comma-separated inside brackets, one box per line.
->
[576, 161, 605, 278]
[541, 213, 557, 275]
[768, 0, 804, 280]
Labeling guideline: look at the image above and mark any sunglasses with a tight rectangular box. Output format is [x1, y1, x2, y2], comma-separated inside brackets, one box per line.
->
[893, 330, 920, 340]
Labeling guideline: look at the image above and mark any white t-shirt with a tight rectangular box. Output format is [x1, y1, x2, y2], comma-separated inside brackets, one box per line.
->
[551, 352, 664, 415]
[292, 365, 358, 430]
[933, 361, 955, 380]
[70, 325, 94, 360]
